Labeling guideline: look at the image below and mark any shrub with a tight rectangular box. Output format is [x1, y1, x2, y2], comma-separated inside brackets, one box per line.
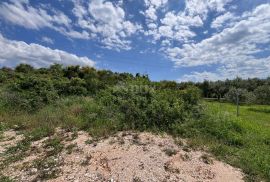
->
[2, 76, 58, 111]
[225, 87, 256, 104]
[0, 70, 7, 83]
[97, 84, 202, 131]
[15, 64, 34, 73]
[54, 77, 87, 96]
[254, 85, 270, 104]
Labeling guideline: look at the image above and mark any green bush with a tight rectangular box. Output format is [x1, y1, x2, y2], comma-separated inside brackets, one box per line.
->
[225, 87, 256, 104]
[2, 76, 58, 111]
[97, 85, 202, 131]
[0, 70, 7, 83]
[254, 85, 270, 105]
[15, 64, 34, 73]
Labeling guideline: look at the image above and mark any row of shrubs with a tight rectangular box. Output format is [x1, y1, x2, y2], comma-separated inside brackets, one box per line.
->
[0, 64, 202, 131]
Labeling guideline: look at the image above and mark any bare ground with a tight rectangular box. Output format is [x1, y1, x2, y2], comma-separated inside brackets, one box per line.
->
[0, 129, 244, 182]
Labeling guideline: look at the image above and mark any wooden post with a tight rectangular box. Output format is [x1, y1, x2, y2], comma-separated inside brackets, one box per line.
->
[236, 91, 239, 117]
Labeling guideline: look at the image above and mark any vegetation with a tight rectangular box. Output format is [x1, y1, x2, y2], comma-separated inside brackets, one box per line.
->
[196, 78, 270, 104]
[0, 64, 269, 181]
[184, 101, 270, 181]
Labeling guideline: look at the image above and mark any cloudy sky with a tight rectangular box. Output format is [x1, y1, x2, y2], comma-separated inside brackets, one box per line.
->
[0, 0, 270, 82]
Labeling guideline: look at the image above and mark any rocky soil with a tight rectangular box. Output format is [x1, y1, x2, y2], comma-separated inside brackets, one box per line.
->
[0, 129, 244, 182]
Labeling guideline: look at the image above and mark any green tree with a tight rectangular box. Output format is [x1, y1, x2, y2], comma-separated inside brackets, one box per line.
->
[15, 64, 34, 73]
[254, 85, 270, 104]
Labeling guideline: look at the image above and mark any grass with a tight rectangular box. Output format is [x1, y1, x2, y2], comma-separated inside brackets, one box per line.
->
[186, 101, 270, 181]
[0, 96, 123, 138]
[0, 175, 14, 182]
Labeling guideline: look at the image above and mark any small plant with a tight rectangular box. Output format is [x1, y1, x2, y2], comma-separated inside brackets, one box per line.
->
[117, 137, 125, 145]
[133, 176, 143, 182]
[182, 146, 191, 152]
[71, 130, 78, 140]
[174, 138, 184, 146]
[43, 137, 64, 156]
[0, 175, 14, 182]
[200, 154, 213, 164]
[180, 153, 190, 161]
[164, 161, 180, 173]
[81, 155, 92, 166]
[33, 156, 62, 180]
[109, 138, 116, 145]
[65, 128, 78, 141]
[163, 148, 177, 156]
[66, 143, 77, 154]
[132, 133, 142, 145]
[85, 138, 94, 145]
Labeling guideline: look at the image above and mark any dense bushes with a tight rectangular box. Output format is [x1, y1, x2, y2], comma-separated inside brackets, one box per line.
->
[2, 76, 58, 111]
[1, 64, 270, 107]
[0, 64, 202, 131]
[96, 84, 202, 131]
[254, 85, 270, 105]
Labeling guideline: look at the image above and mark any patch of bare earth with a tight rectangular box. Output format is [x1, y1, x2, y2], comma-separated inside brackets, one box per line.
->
[1, 130, 244, 182]
[0, 130, 24, 154]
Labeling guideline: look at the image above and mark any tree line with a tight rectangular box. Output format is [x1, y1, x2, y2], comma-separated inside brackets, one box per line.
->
[196, 78, 270, 104]
[1, 64, 269, 107]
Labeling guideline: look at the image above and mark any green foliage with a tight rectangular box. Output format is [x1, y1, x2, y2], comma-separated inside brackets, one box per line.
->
[27, 126, 54, 141]
[195, 77, 270, 104]
[254, 85, 270, 105]
[44, 136, 64, 156]
[0, 175, 14, 182]
[96, 84, 201, 131]
[0, 70, 7, 83]
[179, 101, 270, 181]
[225, 87, 256, 104]
[3, 76, 59, 111]
[15, 64, 34, 73]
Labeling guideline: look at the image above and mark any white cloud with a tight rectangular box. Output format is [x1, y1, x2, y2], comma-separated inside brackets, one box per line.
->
[41, 36, 54, 44]
[0, 34, 95, 68]
[178, 71, 220, 82]
[145, 0, 168, 7]
[144, 0, 168, 21]
[0, 0, 91, 41]
[0, 0, 71, 30]
[158, 12, 203, 41]
[211, 12, 236, 29]
[167, 3, 270, 80]
[142, 0, 232, 43]
[72, 0, 141, 50]
[0, 0, 141, 51]
[185, 0, 233, 19]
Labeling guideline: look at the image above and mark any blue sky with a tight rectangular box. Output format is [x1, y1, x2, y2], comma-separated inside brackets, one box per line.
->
[0, 0, 270, 82]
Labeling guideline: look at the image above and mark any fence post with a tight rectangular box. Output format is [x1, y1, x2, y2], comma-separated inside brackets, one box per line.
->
[236, 91, 239, 117]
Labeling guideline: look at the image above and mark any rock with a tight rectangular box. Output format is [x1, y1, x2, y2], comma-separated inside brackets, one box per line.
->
[29, 168, 38, 175]
[68, 175, 75, 180]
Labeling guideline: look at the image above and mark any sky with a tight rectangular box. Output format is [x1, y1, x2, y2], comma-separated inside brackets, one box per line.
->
[0, 0, 270, 82]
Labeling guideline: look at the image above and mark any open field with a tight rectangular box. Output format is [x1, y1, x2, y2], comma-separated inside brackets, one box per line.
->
[189, 101, 270, 181]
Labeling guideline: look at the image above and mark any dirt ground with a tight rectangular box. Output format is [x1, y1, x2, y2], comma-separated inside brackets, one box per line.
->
[0, 129, 244, 182]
